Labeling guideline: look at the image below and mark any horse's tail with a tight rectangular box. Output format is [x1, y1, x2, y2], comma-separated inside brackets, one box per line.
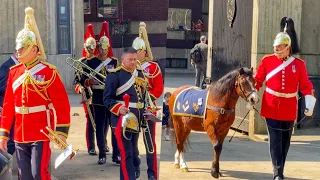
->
[168, 115, 192, 153]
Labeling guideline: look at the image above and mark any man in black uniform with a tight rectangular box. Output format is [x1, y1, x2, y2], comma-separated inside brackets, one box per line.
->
[73, 24, 97, 156]
[0, 53, 19, 155]
[97, 21, 120, 164]
[104, 47, 147, 180]
[80, 25, 118, 165]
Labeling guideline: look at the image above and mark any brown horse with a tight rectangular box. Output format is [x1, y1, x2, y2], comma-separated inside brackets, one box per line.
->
[168, 67, 259, 178]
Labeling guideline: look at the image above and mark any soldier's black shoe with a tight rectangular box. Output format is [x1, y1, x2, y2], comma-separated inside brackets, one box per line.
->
[148, 176, 157, 180]
[274, 176, 283, 180]
[98, 157, 106, 165]
[112, 156, 120, 165]
[88, 149, 97, 155]
[105, 146, 110, 153]
[135, 170, 140, 178]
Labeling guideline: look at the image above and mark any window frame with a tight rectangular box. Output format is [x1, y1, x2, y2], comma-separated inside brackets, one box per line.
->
[84, 0, 120, 22]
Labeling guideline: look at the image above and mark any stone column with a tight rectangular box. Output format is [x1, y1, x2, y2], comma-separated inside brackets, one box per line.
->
[249, 0, 303, 136]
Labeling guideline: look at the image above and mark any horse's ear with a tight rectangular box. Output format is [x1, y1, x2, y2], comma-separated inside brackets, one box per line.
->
[239, 67, 244, 75]
[250, 67, 254, 71]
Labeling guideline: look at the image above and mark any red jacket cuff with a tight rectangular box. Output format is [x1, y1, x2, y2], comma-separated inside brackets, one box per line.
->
[110, 103, 122, 116]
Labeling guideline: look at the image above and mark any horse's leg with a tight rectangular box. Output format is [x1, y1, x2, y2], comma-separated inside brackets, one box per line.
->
[206, 124, 223, 178]
[178, 127, 191, 172]
[174, 149, 180, 168]
[172, 116, 191, 172]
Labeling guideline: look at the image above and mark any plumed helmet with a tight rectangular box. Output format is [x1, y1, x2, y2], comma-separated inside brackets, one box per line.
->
[132, 37, 146, 51]
[84, 37, 96, 50]
[273, 32, 291, 47]
[98, 21, 114, 57]
[15, 7, 46, 60]
[82, 24, 98, 57]
[273, 17, 300, 54]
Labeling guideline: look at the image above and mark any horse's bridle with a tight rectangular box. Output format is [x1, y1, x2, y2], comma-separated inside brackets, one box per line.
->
[235, 77, 256, 102]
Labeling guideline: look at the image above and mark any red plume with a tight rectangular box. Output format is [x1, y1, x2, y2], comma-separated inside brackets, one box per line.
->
[98, 21, 114, 57]
[82, 24, 98, 57]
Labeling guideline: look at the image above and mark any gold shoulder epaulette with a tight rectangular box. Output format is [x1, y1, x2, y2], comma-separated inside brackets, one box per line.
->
[294, 56, 304, 62]
[10, 63, 23, 70]
[41, 62, 57, 70]
[262, 54, 273, 59]
[108, 66, 121, 73]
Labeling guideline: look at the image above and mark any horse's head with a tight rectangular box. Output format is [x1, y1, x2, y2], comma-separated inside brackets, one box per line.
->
[235, 67, 259, 105]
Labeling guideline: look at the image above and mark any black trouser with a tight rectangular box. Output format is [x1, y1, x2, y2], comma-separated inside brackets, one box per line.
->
[115, 127, 140, 180]
[84, 104, 95, 151]
[195, 62, 207, 88]
[142, 120, 158, 178]
[266, 118, 294, 179]
[93, 105, 110, 158]
[111, 127, 120, 160]
[15, 141, 51, 180]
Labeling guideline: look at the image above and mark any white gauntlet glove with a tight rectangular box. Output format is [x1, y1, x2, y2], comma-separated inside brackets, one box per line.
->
[304, 95, 316, 116]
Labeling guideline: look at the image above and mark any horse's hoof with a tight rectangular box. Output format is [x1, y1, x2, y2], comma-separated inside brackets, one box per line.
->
[211, 170, 222, 178]
[174, 164, 180, 169]
[180, 168, 189, 172]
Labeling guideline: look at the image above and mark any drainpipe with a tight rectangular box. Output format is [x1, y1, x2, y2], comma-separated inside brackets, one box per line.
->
[205, 0, 214, 86]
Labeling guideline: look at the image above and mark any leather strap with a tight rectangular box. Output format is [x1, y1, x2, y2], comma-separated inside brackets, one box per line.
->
[207, 105, 235, 115]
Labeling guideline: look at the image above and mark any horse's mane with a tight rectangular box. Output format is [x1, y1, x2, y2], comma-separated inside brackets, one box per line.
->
[208, 67, 253, 98]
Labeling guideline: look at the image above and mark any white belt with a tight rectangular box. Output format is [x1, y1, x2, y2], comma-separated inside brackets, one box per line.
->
[116, 101, 144, 109]
[266, 87, 297, 98]
[15, 103, 55, 128]
[92, 85, 105, 89]
[15, 103, 54, 114]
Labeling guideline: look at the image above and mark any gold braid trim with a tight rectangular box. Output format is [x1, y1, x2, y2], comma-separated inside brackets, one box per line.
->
[145, 63, 161, 79]
[23, 69, 57, 101]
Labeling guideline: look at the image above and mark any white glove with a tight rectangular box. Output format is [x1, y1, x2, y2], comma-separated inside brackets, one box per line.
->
[304, 95, 316, 116]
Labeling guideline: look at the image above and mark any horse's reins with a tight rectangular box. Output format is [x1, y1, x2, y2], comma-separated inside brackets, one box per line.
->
[229, 106, 311, 143]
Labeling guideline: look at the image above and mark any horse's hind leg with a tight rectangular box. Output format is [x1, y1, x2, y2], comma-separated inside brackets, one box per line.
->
[172, 116, 191, 172]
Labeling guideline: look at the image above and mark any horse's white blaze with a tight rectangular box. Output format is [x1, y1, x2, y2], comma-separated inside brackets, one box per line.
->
[174, 150, 180, 164]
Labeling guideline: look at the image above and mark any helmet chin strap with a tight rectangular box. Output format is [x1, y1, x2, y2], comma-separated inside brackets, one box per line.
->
[274, 45, 290, 60]
[16, 43, 36, 59]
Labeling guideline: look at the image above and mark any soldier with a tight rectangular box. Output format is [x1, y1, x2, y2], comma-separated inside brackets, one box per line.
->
[254, 17, 316, 180]
[97, 21, 120, 164]
[80, 23, 118, 165]
[104, 47, 147, 180]
[132, 22, 164, 180]
[0, 7, 71, 179]
[0, 53, 20, 156]
[73, 24, 98, 156]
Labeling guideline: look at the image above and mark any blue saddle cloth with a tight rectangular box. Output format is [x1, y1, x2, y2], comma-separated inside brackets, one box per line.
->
[173, 87, 209, 118]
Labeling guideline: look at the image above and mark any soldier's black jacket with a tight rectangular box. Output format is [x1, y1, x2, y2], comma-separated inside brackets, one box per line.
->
[80, 56, 118, 105]
[0, 56, 19, 106]
[103, 64, 147, 129]
[73, 57, 91, 99]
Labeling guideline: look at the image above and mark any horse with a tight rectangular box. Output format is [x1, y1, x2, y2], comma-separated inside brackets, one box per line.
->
[168, 67, 259, 178]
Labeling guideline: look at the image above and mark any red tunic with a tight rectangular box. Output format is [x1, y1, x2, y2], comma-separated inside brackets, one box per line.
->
[255, 54, 313, 121]
[0, 59, 71, 142]
[141, 61, 164, 113]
